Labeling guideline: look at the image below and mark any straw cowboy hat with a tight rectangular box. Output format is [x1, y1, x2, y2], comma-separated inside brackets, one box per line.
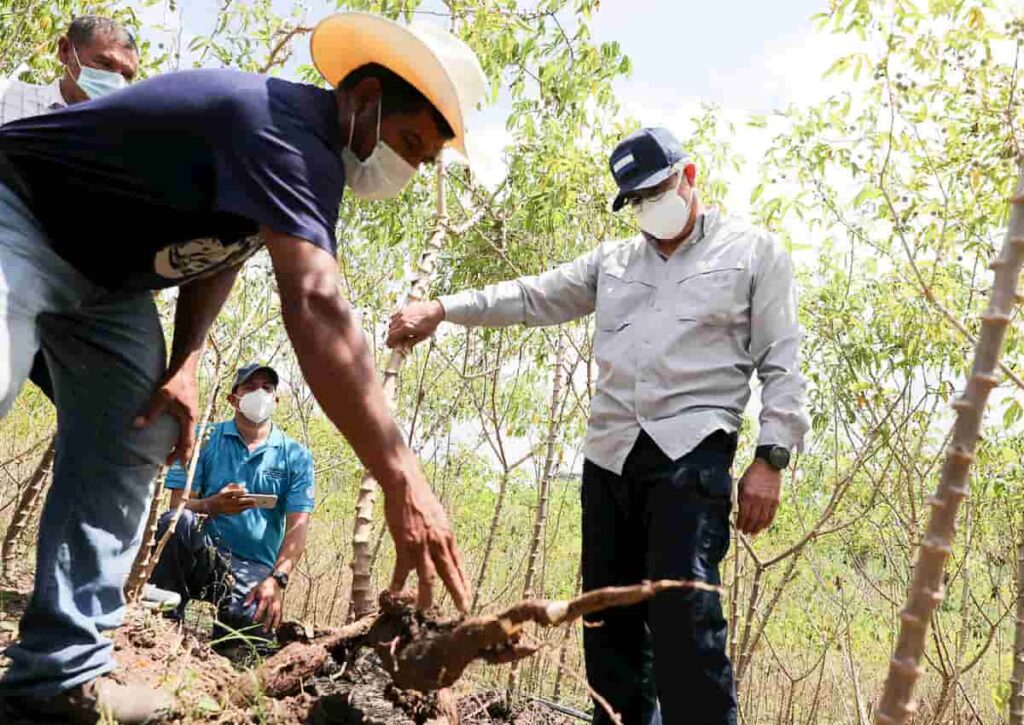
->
[311, 12, 487, 160]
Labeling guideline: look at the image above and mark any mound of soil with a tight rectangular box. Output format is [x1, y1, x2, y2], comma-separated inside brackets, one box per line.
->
[0, 588, 582, 725]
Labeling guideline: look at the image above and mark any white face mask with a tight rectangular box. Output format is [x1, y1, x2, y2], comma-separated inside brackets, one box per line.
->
[341, 100, 417, 200]
[637, 172, 694, 240]
[238, 389, 276, 425]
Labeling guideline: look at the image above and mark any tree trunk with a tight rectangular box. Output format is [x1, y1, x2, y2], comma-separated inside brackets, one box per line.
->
[521, 332, 566, 602]
[874, 168, 1024, 723]
[1, 436, 56, 584]
[840, 621, 870, 725]
[550, 563, 582, 701]
[471, 469, 510, 613]
[123, 467, 168, 602]
[348, 161, 449, 621]
[507, 332, 566, 697]
[1010, 531, 1024, 725]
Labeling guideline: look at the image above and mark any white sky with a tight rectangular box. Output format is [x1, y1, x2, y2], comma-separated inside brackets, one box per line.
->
[595, 0, 831, 111]
[142, 0, 854, 201]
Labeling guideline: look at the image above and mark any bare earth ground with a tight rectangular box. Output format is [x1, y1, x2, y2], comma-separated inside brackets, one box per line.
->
[0, 581, 576, 724]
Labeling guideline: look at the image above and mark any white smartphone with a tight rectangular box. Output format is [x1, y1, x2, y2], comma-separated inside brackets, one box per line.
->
[247, 494, 278, 509]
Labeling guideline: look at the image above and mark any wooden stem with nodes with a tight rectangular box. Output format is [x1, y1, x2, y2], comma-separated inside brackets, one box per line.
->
[874, 167, 1024, 724]
[1010, 531, 1024, 725]
[347, 160, 449, 621]
[507, 330, 566, 698]
[123, 467, 168, 602]
[1, 436, 56, 585]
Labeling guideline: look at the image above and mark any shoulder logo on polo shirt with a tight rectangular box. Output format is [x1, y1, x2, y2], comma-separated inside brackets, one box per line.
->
[153, 235, 263, 282]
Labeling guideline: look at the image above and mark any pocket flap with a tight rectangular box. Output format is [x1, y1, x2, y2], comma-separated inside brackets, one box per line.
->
[676, 265, 744, 285]
[674, 265, 747, 323]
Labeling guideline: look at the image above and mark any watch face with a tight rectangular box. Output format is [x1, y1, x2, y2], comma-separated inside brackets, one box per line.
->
[769, 447, 791, 470]
[273, 571, 289, 588]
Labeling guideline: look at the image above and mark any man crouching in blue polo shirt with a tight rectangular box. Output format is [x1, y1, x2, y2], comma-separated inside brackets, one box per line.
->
[148, 363, 314, 652]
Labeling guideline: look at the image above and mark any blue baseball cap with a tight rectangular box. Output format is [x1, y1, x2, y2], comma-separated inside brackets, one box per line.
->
[232, 363, 279, 392]
[609, 127, 691, 212]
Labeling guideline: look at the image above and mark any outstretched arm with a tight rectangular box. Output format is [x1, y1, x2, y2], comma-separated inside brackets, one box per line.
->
[386, 247, 602, 348]
[262, 228, 469, 612]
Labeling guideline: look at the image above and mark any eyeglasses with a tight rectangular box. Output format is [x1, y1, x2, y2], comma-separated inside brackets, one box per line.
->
[624, 170, 681, 208]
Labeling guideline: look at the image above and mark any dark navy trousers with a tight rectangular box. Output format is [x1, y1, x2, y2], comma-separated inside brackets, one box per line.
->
[582, 431, 738, 725]
[149, 509, 272, 643]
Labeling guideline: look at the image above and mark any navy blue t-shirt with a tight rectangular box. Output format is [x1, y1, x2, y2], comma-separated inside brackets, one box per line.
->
[0, 68, 345, 290]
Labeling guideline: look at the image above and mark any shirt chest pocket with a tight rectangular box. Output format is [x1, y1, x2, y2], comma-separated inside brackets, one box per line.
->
[596, 273, 652, 332]
[257, 467, 287, 495]
[675, 266, 748, 325]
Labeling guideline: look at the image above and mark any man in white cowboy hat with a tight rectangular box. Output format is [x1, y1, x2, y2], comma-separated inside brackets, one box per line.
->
[0, 12, 485, 723]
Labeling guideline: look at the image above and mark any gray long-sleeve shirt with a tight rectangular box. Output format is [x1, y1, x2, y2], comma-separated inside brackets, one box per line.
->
[440, 209, 810, 474]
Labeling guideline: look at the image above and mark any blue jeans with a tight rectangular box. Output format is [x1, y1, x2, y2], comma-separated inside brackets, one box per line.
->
[582, 431, 738, 725]
[149, 509, 271, 641]
[0, 183, 176, 696]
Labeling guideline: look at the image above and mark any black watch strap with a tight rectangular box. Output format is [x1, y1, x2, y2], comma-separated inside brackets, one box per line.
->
[755, 445, 791, 471]
[271, 570, 289, 589]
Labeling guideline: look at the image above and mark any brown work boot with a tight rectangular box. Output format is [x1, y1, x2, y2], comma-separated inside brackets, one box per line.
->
[2, 677, 176, 724]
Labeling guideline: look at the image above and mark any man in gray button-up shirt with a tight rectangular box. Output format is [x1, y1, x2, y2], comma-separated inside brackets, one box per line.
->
[389, 127, 809, 725]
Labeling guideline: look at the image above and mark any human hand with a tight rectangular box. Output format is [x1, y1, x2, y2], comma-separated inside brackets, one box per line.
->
[205, 483, 257, 517]
[386, 300, 445, 349]
[133, 365, 199, 466]
[736, 460, 782, 536]
[384, 454, 470, 612]
[244, 576, 283, 632]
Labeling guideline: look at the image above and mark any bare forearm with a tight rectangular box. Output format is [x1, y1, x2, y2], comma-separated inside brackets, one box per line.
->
[273, 514, 310, 575]
[185, 498, 211, 515]
[169, 263, 241, 371]
[168, 487, 211, 515]
[265, 233, 419, 493]
[282, 290, 410, 488]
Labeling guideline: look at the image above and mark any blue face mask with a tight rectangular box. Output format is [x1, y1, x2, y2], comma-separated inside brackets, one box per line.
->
[70, 44, 126, 99]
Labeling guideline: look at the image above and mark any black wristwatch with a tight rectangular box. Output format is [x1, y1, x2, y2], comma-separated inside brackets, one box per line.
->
[271, 570, 289, 589]
[755, 445, 791, 471]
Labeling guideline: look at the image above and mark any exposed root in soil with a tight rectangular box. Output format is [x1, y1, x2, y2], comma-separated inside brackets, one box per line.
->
[0, 579, 710, 723]
[235, 579, 714, 722]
